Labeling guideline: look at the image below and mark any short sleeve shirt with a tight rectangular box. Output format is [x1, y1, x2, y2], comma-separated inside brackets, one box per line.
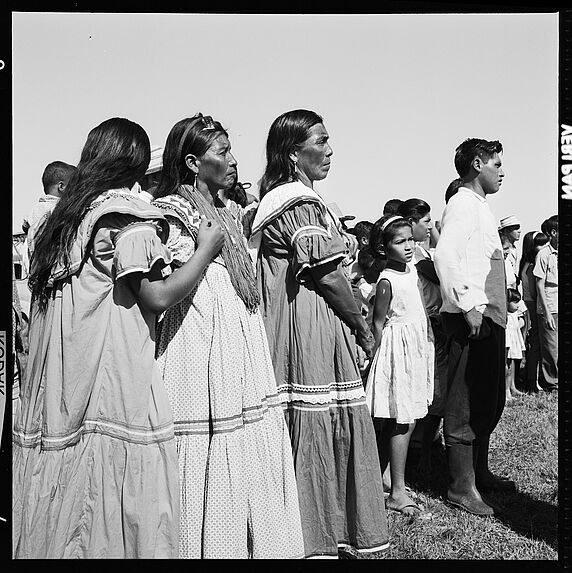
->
[533, 244, 558, 314]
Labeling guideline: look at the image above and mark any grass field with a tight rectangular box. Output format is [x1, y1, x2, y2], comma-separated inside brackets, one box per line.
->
[346, 390, 558, 561]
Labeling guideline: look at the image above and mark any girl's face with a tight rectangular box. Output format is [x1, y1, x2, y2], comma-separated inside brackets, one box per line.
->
[411, 212, 432, 242]
[508, 301, 519, 313]
[385, 225, 415, 264]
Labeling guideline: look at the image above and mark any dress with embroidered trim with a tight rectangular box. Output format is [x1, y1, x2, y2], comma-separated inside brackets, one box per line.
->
[152, 193, 304, 559]
[254, 181, 389, 558]
[12, 190, 179, 559]
[365, 263, 435, 424]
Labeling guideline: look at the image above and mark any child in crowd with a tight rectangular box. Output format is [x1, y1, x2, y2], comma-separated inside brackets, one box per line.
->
[365, 215, 434, 516]
[518, 231, 549, 392]
[352, 246, 387, 374]
[505, 287, 526, 401]
[397, 198, 446, 478]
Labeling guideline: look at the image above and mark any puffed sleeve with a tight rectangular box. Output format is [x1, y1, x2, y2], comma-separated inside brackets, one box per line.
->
[111, 216, 173, 280]
[162, 214, 198, 268]
[279, 201, 347, 281]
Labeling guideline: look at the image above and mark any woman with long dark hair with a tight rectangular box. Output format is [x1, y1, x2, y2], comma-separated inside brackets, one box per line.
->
[152, 114, 304, 559]
[249, 109, 389, 558]
[13, 117, 225, 558]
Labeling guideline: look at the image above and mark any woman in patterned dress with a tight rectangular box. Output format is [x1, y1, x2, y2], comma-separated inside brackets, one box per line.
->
[13, 117, 225, 558]
[248, 109, 389, 558]
[152, 114, 304, 559]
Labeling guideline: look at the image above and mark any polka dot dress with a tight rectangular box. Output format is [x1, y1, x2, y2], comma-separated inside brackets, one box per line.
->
[154, 197, 304, 559]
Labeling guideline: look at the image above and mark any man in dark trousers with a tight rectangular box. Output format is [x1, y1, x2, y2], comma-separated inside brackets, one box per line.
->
[434, 138, 515, 517]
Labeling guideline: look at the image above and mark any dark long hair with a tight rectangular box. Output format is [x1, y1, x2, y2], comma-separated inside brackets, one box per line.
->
[518, 231, 549, 281]
[29, 117, 151, 312]
[258, 109, 323, 199]
[154, 114, 227, 200]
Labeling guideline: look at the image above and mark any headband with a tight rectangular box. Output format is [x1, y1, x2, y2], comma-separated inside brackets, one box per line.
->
[176, 114, 217, 162]
[533, 231, 541, 239]
[380, 215, 404, 232]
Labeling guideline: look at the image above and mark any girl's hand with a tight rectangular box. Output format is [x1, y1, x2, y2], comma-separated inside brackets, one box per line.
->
[196, 217, 224, 258]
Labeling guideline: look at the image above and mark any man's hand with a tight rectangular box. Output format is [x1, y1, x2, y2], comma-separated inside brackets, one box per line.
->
[464, 307, 483, 338]
[543, 312, 556, 331]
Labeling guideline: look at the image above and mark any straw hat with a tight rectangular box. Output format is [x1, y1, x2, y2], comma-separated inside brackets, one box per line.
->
[145, 145, 163, 175]
[498, 215, 521, 230]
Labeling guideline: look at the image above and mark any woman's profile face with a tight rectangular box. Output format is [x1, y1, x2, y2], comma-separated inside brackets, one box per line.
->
[411, 212, 432, 242]
[293, 123, 333, 184]
[196, 134, 237, 193]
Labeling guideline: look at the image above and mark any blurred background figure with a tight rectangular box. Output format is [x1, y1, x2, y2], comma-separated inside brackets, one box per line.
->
[22, 161, 77, 279]
[139, 145, 164, 201]
[517, 230, 549, 392]
[383, 198, 403, 216]
[534, 215, 558, 393]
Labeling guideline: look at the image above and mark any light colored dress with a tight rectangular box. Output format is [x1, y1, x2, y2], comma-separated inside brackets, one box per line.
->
[506, 311, 526, 359]
[12, 189, 179, 559]
[365, 263, 434, 424]
[250, 181, 389, 559]
[152, 193, 304, 560]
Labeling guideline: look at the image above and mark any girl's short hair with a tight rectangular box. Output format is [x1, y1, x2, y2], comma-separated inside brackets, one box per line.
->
[370, 215, 412, 256]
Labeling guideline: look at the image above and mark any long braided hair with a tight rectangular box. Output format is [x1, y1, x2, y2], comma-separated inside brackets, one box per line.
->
[155, 114, 260, 313]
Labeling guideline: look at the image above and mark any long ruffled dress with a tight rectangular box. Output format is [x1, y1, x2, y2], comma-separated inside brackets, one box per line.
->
[152, 193, 304, 559]
[12, 189, 179, 559]
[365, 263, 435, 424]
[250, 181, 389, 558]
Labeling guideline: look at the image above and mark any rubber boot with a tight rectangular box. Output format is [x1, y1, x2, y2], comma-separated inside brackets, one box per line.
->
[474, 435, 516, 492]
[447, 444, 494, 516]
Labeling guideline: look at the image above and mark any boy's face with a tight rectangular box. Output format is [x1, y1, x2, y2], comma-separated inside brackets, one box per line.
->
[550, 228, 558, 249]
[478, 152, 504, 195]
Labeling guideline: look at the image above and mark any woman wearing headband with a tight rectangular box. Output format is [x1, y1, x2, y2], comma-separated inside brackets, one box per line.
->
[249, 109, 389, 558]
[152, 114, 304, 559]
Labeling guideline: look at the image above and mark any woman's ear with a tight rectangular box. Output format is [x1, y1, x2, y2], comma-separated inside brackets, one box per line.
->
[184, 153, 199, 174]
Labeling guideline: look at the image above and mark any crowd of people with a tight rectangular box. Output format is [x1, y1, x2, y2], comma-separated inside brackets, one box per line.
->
[10, 110, 558, 559]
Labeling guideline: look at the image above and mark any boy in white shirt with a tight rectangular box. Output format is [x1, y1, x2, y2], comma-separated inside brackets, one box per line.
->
[534, 215, 558, 392]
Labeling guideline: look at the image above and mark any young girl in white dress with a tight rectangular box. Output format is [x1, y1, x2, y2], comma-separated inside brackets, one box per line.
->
[365, 215, 434, 515]
[505, 287, 527, 401]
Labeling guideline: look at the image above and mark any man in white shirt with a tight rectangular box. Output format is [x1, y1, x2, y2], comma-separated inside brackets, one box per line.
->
[534, 215, 558, 392]
[22, 161, 76, 277]
[434, 138, 514, 518]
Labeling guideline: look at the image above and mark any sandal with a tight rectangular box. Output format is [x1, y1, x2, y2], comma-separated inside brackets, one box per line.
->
[386, 499, 422, 516]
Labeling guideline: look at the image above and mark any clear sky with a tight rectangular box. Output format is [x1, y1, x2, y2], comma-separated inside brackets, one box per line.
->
[12, 12, 559, 251]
